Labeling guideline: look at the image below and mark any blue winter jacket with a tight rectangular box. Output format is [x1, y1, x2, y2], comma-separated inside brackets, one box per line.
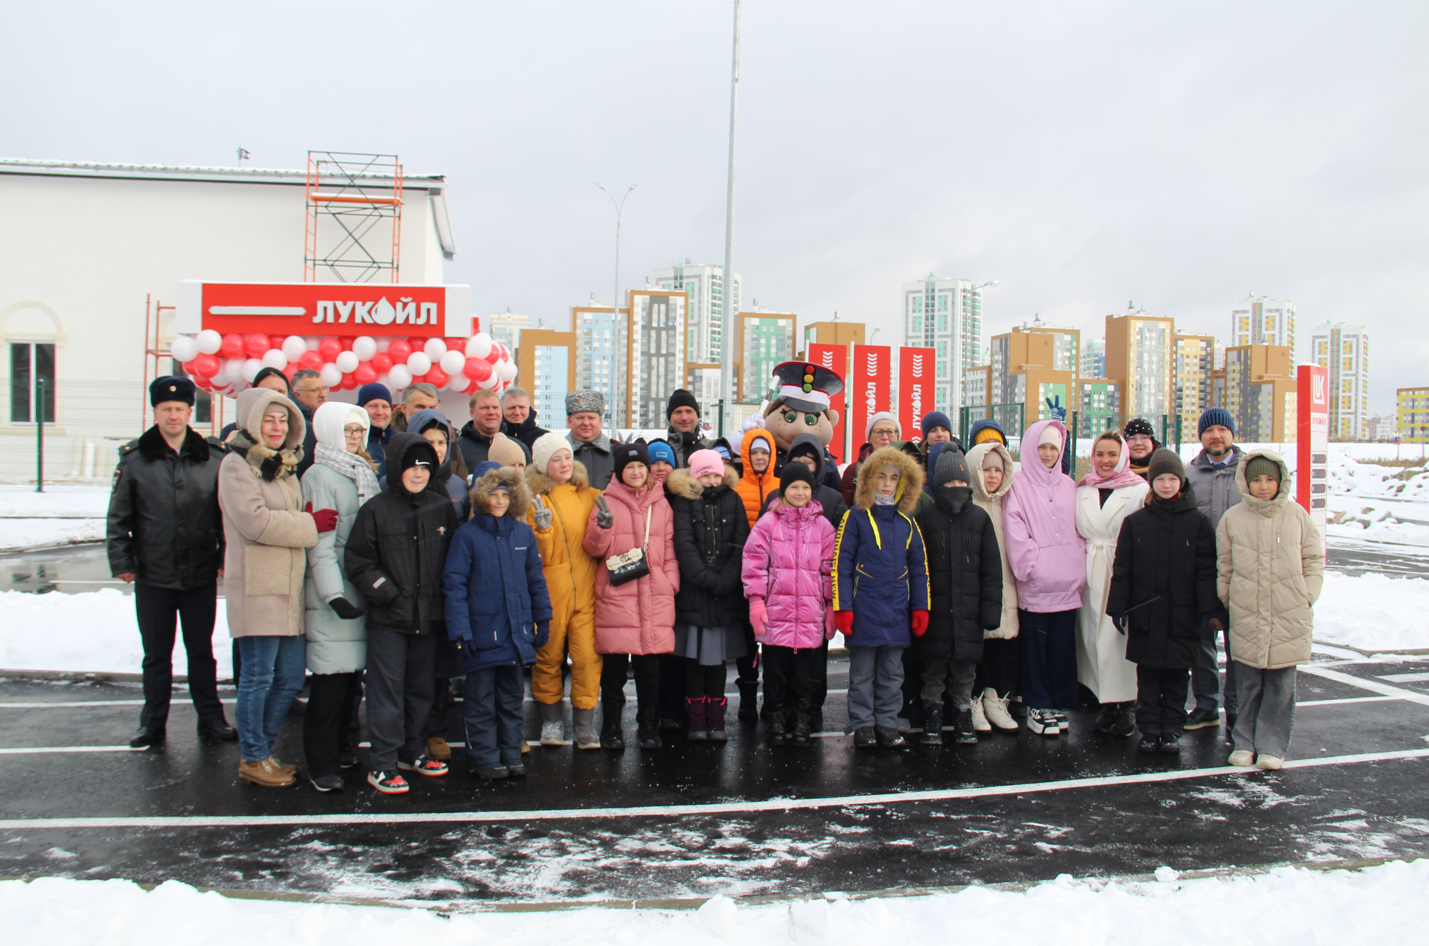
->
[442, 513, 553, 673]
[833, 504, 930, 647]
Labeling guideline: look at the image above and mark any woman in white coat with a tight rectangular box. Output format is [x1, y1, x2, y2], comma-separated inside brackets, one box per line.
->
[1075, 431, 1150, 736]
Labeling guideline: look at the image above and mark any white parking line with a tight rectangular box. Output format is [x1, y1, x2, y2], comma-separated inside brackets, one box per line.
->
[1301, 665, 1429, 707]
[1, 747, 1424, 830]
[1377, 672, 1429, 683]
[0, 746, 145, 754]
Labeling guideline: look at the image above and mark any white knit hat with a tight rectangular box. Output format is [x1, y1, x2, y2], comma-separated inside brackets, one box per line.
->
[865, 411, 900, 442]
[532, 431, 572, 476]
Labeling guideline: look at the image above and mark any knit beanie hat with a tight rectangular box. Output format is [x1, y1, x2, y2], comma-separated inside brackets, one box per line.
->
[646, 439, 677, 468]
[531, 431, 571, 476]
[253, 365, 292, 394]
[1146, 448, 1186, 485]
[934, 447, 971, 487]
[981, 449, 1005, 472]
[487, 432, 526, 468]
[1245, 455, 1282, 484]
[973, 426, 1003, 446]
[688, 449, 725, 480]
[357, 382, 391, 407]
[1198, 407, 1236, 438]
[401, 440, 438, 473]
[665, 389, 700, 419]
[920, 410, 953, 439]
[778, 461, 816, 497]
[613, 441, 651, 481]
[865, 411, 900, 442]
[1038, 424, 1064, 451]
[1123, 417, 1157, 440]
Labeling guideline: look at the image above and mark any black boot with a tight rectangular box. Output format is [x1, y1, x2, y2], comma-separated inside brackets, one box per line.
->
[1138, 733, 1161, 753]
[600, 697, 625, 750]
[809, 706, 824, 734]
[854, 726, 877, 751]
[954, 708, 978, 745]
[636, 706, 661, 750]
[769, 710, 787, 747]
[197, 717, 237, 742]
[1110, 702, 1136, 738]
[791, 707, 812, 746]
[737, 680, 759, 723]
[920, 702, 944, 746]
[875, 725, 908, 751]
[128, 726, 165, 749]
[1094, 703, 1118, 734]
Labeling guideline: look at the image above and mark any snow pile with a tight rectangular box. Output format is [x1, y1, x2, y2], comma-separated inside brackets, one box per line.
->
[0, 518, 106, 552]
[0, 588, 232, 675]
[1315, 573, 1429, 653]
[0, 486, 110, 551]
[4, 860, 1429, 944]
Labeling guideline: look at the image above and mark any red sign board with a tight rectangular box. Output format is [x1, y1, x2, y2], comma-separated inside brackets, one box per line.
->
[806, 343, 848, 463]
[1296, 364, 1329, 532]
[850, 344, 892, 452]
[175, 281, 474, 338]
[898, 346, 936, 444]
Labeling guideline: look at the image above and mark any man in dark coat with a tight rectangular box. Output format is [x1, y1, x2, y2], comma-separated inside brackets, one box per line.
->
[665, 389, 712, 468]
[358, 382, 395, 479]
[107, 376, 235, 748]
[500, 386, 549, 450]
[458, 388, 532, 470]
[565, 389, 617, 489]
[912, 447, 1002, 745]
[289, 368, 327, 478]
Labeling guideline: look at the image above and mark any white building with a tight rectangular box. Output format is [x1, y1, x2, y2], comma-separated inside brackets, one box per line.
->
[1080, 338, 1106, 380]
[649, 261, 741, 367]
[1231, 296, 1296, 352]
[571, 296, 628, 426]
[1311, 321, 1371, 440]
[901, 275, 989, 419]
[485, 309, 533, 351]
[0, 157, 457, 478]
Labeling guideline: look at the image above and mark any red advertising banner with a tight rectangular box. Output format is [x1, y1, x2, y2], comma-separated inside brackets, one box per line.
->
[1296, 363, 1329, 533]
[850, 344, 892, 454]
[174, 281, 474, 339]
[806, 343, 848, 463]
[898, 346, 936, 444]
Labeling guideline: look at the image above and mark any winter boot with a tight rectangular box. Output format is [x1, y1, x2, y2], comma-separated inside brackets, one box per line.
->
[853, 726, 877, 751]
[426, 737, 452, 761]
[636, 706, 661, 750]
[737, 680, 759, 722]
[769, 710, 788, 747]
[954, 708, 978, 745]
[238, 758, 294, 788]
[1159, 733, 1182, 754]
[706, 697, 728, 742]
[1094, 703, 1118, 734]
[875, 725, 908, 751]
[572, 708, 601, 750]
[1110, 702, 1136, 738]
[539, 701, 565, 746]
[685, 697, 709, 741]
[791, 701, 813, 746]
[982, 689, 1018, 731]
[600, 696, 625, 750]
[920, 702, 944, 746]
[1256, 755, 1284, 770]
[970, 696, 992, 733]
[1138, 733, 1161, 753]
[809, 705, 824, 734]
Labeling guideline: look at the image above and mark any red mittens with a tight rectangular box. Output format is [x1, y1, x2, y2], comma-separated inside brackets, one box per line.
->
[911, 610, 929, 637]
[306, 502, 338, 534]
[835, 610, 855, 637]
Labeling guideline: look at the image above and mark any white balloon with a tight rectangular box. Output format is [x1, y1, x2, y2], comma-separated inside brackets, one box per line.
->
[169, 336, 199, 363]
[376, 373, 391, 388]
[335, 351, 359, 373]
[244, 358, 264, 381]
[423, 337, 448, 361]
[439, 350, 466, 376]
[374, 336, 391, 352]
[352, 336, 378, 361]
[406, 352, 432, 376]
[320, 363, 343, 387]
[261, 349, 288, 370]
[304, 336, 321, 348]
[497, 360, 518, 382]
[446, 373, 469, 392]
[195, 329, 223, 355]
[465, 333, 492, 360]
[281, 335, 308, 361]
[388, 365, 413, 389]
[476, 373, 498, 390]
[223, 359, 246, 386]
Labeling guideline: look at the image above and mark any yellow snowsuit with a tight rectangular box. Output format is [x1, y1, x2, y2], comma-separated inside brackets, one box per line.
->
[526, 462, 603, 709]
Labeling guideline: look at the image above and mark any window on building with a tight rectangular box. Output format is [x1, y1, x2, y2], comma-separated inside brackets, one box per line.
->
[10, 342, 55, 424]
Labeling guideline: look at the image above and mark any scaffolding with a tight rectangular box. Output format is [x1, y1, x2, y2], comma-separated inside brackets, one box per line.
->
[303, 151, 403, 283]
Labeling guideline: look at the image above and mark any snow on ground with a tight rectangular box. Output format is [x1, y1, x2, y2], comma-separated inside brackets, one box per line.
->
[0, 486, 110, 551]
[1316, 573, 1429, 653]
[3, 859, 1427, 945]
[0, 518, 107, 552]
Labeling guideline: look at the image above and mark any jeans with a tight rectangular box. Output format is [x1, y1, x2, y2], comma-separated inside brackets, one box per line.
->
[920, 656, 978, 709]
[1231, 664, 1297, 759]
[847, 645, 905, 731]
[464, 663, 526, 767]
[1135, 665, 1191, 737]
[235, 635, 306, 762]
[1193, 623, 1239, 715]
[134, 582, 222, 730]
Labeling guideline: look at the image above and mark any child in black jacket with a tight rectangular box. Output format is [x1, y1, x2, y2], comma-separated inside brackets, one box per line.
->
[1106, 449, 1220, 755]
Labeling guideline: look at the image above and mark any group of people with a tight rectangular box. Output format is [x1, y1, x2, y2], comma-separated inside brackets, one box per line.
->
[108, 368, 1324, 796]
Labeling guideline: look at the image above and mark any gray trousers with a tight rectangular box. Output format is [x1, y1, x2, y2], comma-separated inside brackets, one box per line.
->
[920, 656, 978, 710]
[1230, 663, 1297, 759]
[847, 645, 905, 731]
[365, 627, 439, 771]
[1193, 623, 1239, 715]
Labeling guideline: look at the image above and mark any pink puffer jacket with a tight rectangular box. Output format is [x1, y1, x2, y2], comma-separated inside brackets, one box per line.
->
[582, 478, 679, 655]
[741, 500, 835, 650]
[1003, 419, 1086, 613]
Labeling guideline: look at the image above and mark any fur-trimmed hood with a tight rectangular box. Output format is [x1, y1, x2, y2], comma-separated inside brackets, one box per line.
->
[526, 460, 591, 497]
[853, 446, 924, 513]
[225, 388, 305, 481]
[665, 465, 740, 500]
[470, 466, 532, 519]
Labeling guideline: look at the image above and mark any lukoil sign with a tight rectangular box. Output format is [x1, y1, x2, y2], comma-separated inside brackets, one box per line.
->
[175, 281, 475, 338]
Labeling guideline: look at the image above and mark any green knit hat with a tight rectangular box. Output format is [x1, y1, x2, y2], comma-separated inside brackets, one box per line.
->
[1245, 455, 1281, 484]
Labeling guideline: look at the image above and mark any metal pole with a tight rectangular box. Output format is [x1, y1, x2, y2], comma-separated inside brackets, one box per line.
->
[719, 0, 741, 409]
[36, 377, 44, 493]
[597, 184, 636, 427]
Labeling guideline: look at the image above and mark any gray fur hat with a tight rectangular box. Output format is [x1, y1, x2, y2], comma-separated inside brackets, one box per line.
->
[566, 389, 605, 417]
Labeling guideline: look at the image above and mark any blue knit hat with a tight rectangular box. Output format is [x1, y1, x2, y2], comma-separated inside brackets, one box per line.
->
[921, 410, 953, 439]
[646, 439, 677, 468]
[357, 382, 392, 407]
[1197, 407, 1236, 438]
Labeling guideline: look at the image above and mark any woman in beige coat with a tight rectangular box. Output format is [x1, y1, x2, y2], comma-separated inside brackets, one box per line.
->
[220, 388, 332, 787]
[1215, 449, 1324, 771]
[967, 441, 1020, 731]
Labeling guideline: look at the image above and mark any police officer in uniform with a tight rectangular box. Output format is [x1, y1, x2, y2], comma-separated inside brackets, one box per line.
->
[107, 377, 236, 748]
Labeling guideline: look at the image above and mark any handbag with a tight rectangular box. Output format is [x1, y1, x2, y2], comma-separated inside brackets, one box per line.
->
[606, 506, 653, 586]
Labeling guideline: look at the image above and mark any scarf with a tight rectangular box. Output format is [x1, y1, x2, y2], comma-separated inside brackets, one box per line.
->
[225, 428, 300, 482]
[1078, 435, 1147, 490]
[315, 442, 380, 505]
[873, 492, 897, 506]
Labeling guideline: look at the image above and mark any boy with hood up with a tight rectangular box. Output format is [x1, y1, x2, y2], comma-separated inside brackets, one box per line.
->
[402, 408, 470, 521]
[833, 446, 930, 750]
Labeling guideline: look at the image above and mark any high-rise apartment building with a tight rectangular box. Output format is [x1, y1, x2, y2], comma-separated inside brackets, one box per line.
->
[1105, 309, 1174, 424]
[1222, 344, 1296, 442]
[570, 290, 688, 428]
[1080, 338, 1106, 381]
[571, 296, 628, 426]
[1310, 322, 1370, 440]
[738, 306, 796, 403]
[901, 276, 989, 418]
[515, 329, 577, 431]
[649, 261, 741, 367]
[1231, 296, 1296, 352]
[1172, 333, 1216, 439]
[485, 308, 533, 352]
[1024, 317, 1080, 382]
[987, 328, 1073, 434]
[1397, 387, 1429, 443]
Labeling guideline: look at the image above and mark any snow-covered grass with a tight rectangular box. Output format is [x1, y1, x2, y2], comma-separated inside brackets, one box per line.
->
[0, 518, 107, 552]
[4, 860, 1427, 944]
[0, 485, 110, 551]
[1316, 573, 1429, 653]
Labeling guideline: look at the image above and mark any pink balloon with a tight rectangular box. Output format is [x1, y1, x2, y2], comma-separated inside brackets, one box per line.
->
[354, 363, 377, 385]
[244, 334, 270, 358]
[425, 366, 449, 388]
[371, 352, 393, 373]
[464, 358, 492, 381]
[318, 337, 342, 362]
[220, 333, 244, 359]
[299, 351, 323, 370]
[388, 339, 412, 363]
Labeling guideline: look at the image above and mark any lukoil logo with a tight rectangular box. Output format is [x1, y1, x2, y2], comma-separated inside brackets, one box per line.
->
[312, 296, 440, 326]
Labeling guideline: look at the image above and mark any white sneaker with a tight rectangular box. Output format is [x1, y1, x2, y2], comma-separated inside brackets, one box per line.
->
[1054, 711, 1070, 732]
[1256, 754, 1284, 770]
[1228, 750, 1254, 767]
[1027, 708, 1060, 737]
[540, 720, 565, 747]
[969, 697, 992, 732]
[982, 689, 1018, 731]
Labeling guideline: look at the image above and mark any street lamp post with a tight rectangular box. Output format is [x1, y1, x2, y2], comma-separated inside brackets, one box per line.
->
[597, 183, 636, 427]
[719, 0, 741, 415]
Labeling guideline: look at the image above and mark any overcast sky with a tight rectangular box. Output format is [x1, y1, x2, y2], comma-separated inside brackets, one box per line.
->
[5, 1, 1425, 413]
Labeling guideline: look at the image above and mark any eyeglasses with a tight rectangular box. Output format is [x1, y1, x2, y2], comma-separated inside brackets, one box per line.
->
[343, 426, 366, 436]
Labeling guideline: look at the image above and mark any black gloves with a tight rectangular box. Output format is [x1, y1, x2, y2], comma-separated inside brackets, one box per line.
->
[1109, 613, 1128, 635]
[535, 621, 551, 648]
[329, 597, 367, 621]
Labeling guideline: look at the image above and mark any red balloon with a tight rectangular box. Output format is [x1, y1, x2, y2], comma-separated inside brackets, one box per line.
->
[464, 358, 492, 381]
[425, 366, 448, 388]
[192, 354, 220, 378]
[409, 336, 427, 351]
[283, 363, 299, 380]
[354, 363, 377, 385]
[483, 347, 502, 365]
[371, 352, 393, 373]
[192, 374, 213, 392]
[388, 339, 412, 362]
[341, 372, 356, 390]
[299, 351, 323, 370]
[269, 336, 287, 354]
[221, 333, 244, 359]
[244, 334, 270, 358]
[318, 337, 342, 362]
[445, 337, 464, 351]
[339, 336, 355, 351]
